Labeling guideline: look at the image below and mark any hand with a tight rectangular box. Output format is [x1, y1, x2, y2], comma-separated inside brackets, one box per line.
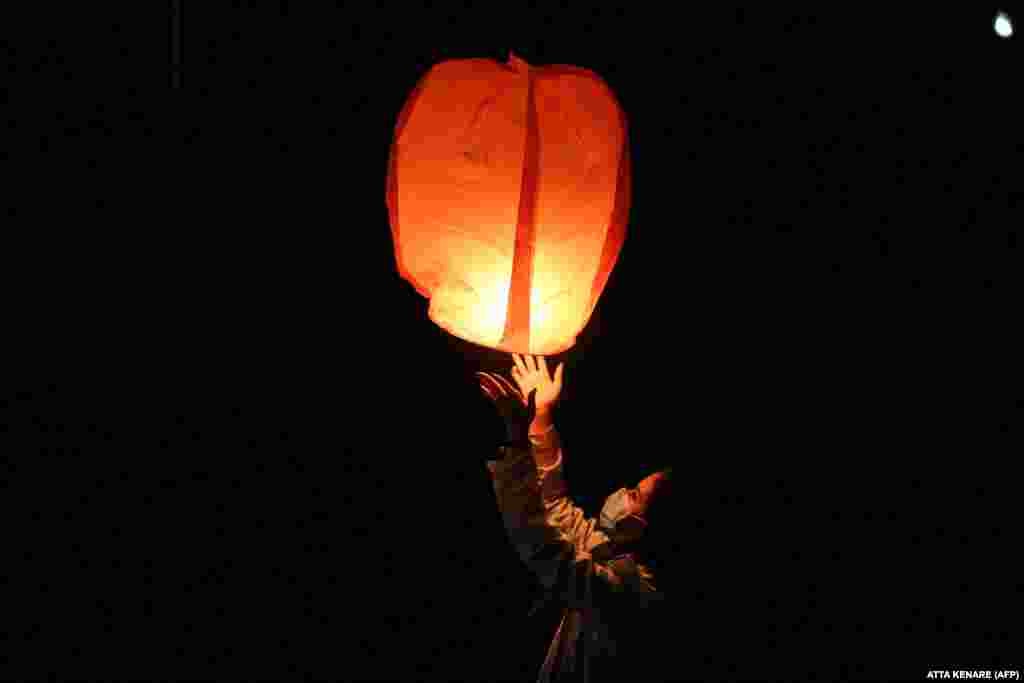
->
[476, 371, 533, 443]
[511, 354, 564, 415]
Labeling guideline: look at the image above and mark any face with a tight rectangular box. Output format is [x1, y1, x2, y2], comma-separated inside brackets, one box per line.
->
[627, 471, 667, 520]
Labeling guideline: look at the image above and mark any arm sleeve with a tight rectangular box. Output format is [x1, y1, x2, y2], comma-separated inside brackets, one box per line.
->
[487, 431, 662, 611]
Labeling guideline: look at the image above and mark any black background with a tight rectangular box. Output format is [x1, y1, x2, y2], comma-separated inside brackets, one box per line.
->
[3, 3, 1022, 680]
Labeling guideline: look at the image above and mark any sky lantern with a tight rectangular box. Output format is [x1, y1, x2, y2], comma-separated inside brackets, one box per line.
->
[386, 52, 631, 355]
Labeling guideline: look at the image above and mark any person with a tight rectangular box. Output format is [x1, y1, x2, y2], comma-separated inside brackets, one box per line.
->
[477, 354, 674, 683]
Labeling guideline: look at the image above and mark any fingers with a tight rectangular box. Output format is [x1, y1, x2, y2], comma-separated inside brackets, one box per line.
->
[487, 372, 510, 398]
[491, 373, 523, 401]
[477, 371, 528, 406]
[511, 355, 563, 388]
[475, 373, 494, 400]
[477, 376, 497, 402]
[493, 373, 516, 393]
[510, 365, 529, 398]
[513, 354, 552, 377]
[476, 372, 505, 399]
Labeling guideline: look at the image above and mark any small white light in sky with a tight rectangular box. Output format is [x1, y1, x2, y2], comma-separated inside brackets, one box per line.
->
[994, 11, 1013, 38]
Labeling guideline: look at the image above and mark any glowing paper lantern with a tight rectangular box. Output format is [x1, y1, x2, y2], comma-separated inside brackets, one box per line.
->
[386, 52, 631, 354]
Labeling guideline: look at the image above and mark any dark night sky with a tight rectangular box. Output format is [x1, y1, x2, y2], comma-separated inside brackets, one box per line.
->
[5, 3, 1022, 680]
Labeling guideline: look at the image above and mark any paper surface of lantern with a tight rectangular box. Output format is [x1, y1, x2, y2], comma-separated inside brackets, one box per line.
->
[386, 53, 631, 354]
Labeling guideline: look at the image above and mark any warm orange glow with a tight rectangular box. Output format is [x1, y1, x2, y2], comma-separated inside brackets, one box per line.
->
[386, 53, 631, 354]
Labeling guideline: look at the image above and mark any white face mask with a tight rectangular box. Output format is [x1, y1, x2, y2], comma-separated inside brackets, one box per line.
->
[598, 488, 647, 543]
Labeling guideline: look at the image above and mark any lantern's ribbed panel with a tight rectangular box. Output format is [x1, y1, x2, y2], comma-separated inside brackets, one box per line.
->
[498, 57, 538, 352]
[387, 54, 629, 354]
[586, 110, 631, 324]
[525, 66, 626, 354]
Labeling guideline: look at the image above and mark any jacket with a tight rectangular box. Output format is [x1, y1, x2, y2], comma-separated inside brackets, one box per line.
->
[487, 424, 664, 682]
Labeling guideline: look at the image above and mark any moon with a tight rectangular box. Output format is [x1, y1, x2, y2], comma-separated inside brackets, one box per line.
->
[994, 11, 1013, 38]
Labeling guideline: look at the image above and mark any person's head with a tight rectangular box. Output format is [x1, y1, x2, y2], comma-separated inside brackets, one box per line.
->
[598, 468, 674, 549]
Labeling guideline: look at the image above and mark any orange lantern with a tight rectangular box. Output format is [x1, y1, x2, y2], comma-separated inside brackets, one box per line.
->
[386, 52, 631, 355]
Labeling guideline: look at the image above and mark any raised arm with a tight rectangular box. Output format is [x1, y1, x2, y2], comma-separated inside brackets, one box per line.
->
[479, 357, 662, 611]
[511, 353, 563, 467]
[479, 353, 565, 489]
